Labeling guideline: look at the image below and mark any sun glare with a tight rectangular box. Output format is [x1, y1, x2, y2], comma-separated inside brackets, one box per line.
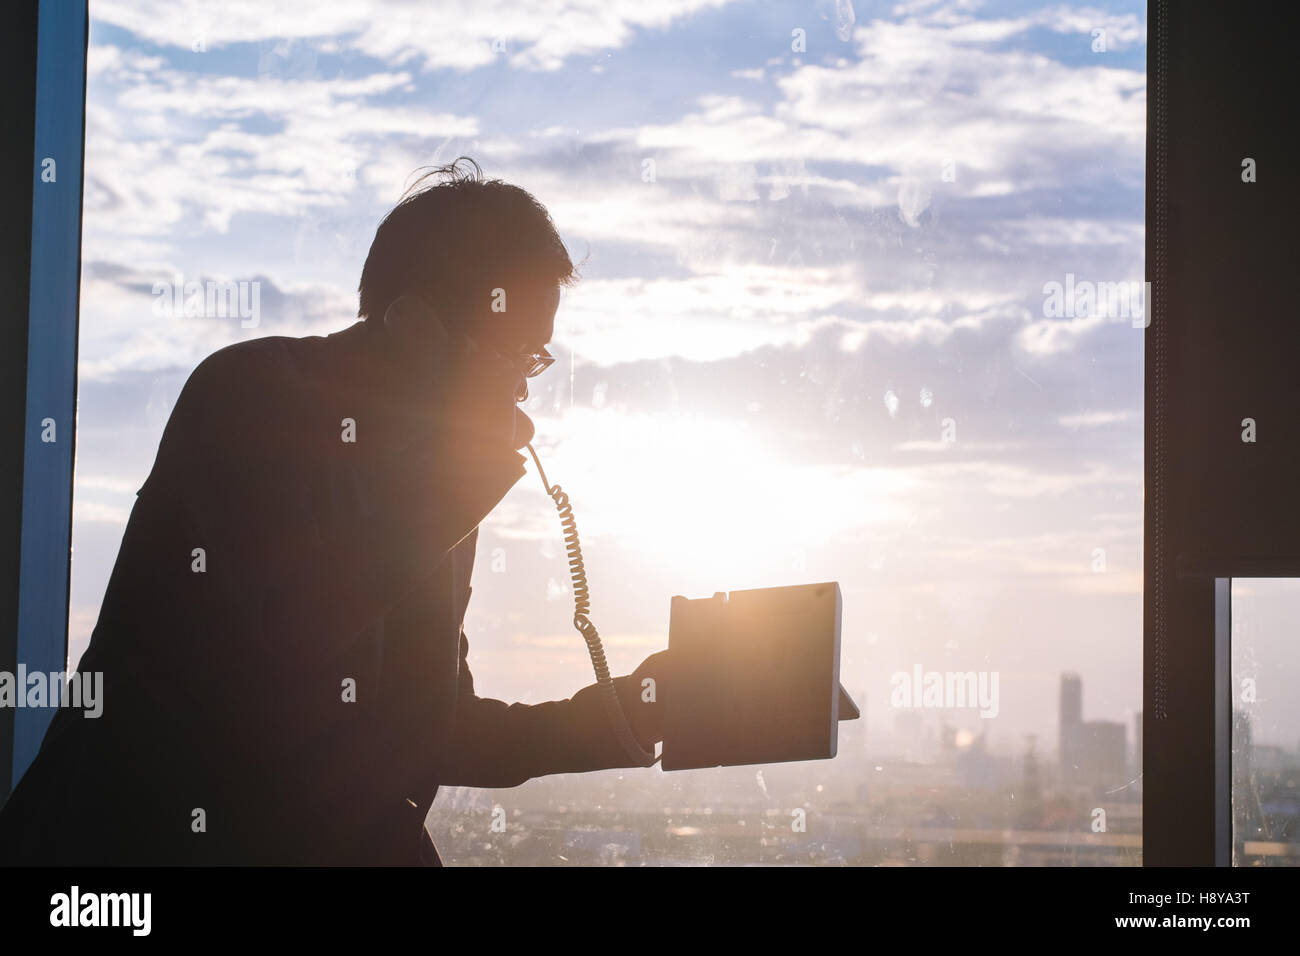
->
[525, 406, 912, 590]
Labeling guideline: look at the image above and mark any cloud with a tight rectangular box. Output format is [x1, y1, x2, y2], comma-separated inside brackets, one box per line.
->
[600, 13, 1144, 204]
[86, 52, 476, 234]
[1058, 409, 1133, 428]
[78, 263, 352, 379]
[70, 2, 1149, 742]
[557, 265, 857, 363]
[1016, 310, 1110, 356]
[81, 2, 1147, 378]
[92, 0, 737, 72]
[72, 500, 132, 525]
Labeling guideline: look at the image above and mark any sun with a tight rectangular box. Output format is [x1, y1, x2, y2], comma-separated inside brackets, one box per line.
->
[522, 406, 912, 591]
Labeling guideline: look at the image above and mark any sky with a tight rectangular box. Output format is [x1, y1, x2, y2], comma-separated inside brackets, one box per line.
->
[70, 0, 1152, 763]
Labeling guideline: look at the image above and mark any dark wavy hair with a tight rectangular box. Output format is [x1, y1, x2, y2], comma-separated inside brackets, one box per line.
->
[357, 156, 578, 328]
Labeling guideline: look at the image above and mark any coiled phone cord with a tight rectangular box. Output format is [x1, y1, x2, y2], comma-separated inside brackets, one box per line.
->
[525, 443, 658, 768]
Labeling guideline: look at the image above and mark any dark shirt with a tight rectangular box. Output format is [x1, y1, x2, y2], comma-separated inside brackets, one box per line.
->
[0, 320, 646, 865]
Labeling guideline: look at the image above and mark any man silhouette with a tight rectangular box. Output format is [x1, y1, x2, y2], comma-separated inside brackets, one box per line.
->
[0, 157, 667, 865]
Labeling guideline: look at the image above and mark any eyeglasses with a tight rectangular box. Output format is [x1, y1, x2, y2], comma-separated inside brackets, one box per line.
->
[511, 346, 554, 402]
[472, 331, 554, 402]
[516, 347, 555, 380]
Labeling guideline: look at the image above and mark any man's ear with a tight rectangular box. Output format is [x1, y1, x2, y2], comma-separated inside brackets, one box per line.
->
[383, 295, 449, 352]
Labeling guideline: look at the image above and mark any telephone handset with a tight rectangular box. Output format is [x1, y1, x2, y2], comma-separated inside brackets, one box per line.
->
[382, 296, 657, 768]
[524, 443, 659, 768]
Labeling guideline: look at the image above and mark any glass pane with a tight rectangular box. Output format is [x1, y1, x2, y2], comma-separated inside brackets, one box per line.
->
[73, 0, 1147, 865]
[1231, 579, 1300, 866]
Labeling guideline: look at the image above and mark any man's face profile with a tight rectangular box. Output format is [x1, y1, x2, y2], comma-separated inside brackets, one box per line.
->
[482, 281, 560, 358]
[460, 281, 560, 404]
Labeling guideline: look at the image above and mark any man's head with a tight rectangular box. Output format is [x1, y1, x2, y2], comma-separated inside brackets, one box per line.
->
[358, 156, 576, 358]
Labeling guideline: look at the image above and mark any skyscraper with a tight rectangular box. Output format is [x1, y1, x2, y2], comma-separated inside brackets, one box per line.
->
[1134, 711, 1143, 781]
[1060, 673, 1082, 781]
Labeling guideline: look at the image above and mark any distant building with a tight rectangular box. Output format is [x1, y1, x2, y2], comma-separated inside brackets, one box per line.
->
[1232, 710, 1258, 847]
[1059, 673, 1083, 780]
[1016, 735, 1044, 829]
[1134, 711, 1143, 780]
[952, 728, 1000, 790]
[1058, 673, 1127, 790]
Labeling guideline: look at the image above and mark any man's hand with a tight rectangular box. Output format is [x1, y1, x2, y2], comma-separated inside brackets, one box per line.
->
[617, 649, 672, 749]
[446, 335, 532, 450]
[381, 295, 533, 452]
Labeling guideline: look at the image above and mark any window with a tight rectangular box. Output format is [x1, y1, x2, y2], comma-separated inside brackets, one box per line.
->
[1231, 579, 1300, 866]
[72, 0, 1147, 865]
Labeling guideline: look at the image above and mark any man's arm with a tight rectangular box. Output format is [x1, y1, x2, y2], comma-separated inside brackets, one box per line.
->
[434, 629, 663, 789]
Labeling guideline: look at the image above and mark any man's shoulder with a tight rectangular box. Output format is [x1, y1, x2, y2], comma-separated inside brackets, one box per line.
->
[143, 334, 339, 496]
[181, 330, 351, 423]
[158, 335, 331, 459]
[182, 324, 364, 400]
[186, 335, 301, 391]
